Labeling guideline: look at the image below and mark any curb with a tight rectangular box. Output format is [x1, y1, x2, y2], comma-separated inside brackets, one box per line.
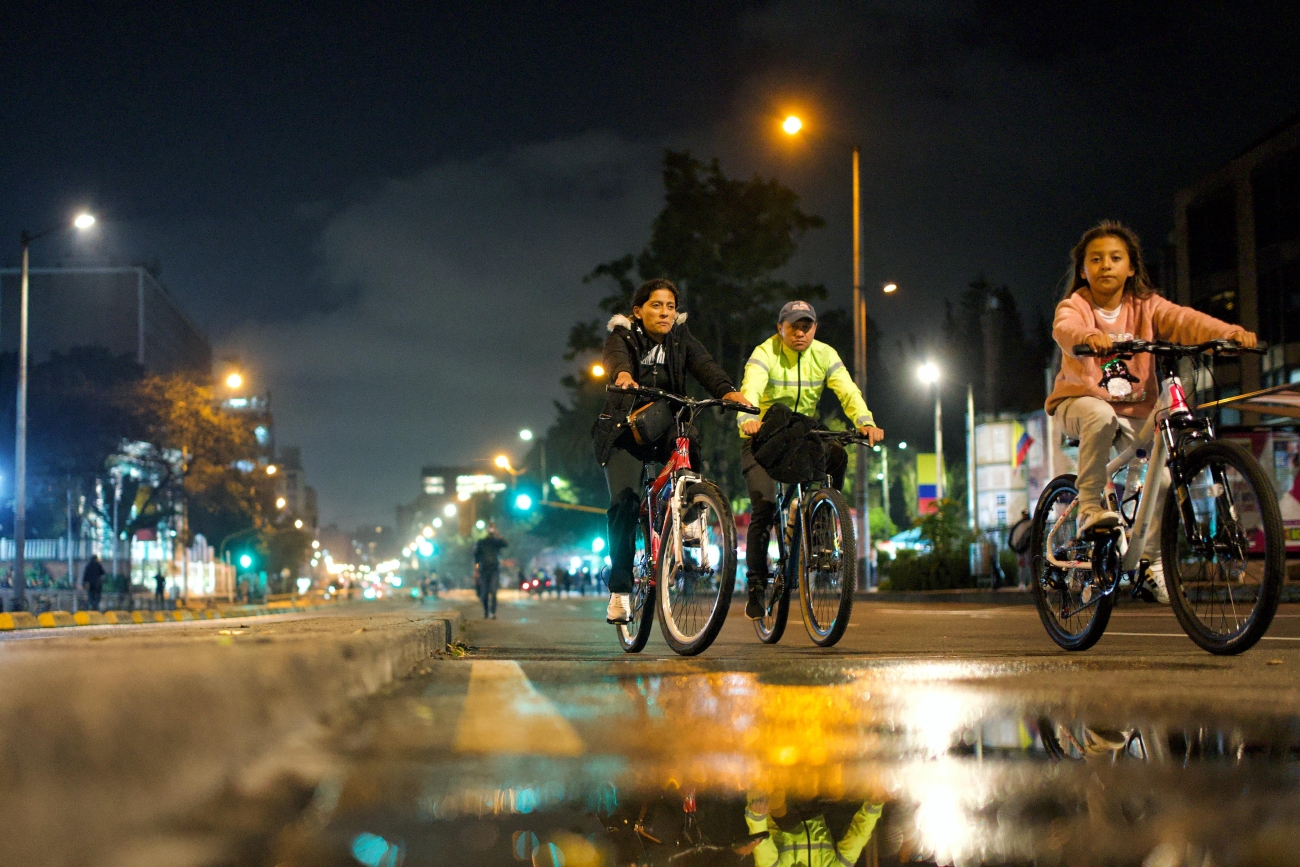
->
[0, 604, 460, 866]
[0, 599, 352, 632]
[0, 612, 40, 630]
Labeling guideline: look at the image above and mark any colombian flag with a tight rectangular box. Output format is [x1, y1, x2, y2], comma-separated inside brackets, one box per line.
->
[917, 453, 938, 513]
[1012, 421, 1034, 469]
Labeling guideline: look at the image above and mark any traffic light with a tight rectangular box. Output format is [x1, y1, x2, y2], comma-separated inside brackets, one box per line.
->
[238, 553, 254, 570]
[514, 493, 533, 511]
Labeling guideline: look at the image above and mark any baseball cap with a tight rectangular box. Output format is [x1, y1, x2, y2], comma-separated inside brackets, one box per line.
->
[777, 300, 818, 325]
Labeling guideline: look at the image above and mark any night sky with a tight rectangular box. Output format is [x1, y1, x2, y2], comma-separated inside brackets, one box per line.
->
[3, 2, 1299, 526]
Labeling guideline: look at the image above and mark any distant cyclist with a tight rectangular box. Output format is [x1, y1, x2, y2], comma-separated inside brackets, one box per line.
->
[738, 301, 883, 620]
[592, 278, 752, 624]
[1047, 220, 1255, 603]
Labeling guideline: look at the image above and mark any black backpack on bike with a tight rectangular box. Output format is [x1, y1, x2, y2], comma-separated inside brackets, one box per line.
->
[751, 404, 826, 484]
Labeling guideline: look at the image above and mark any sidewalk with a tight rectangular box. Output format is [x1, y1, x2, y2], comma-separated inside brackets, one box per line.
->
[0, 599, 460, 867]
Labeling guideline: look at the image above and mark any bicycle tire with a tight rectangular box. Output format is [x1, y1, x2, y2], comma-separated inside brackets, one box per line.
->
[616, 512, 656, 653]
[1161, 440, 1284, 655]
[798, 487, 856, 647]
[656, 479, 736, 656]
[1030, 474, 1115, 651]
[754, 504, 792, 644]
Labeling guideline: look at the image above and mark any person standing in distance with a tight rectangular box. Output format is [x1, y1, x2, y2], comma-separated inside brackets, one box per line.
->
[473, 522, 508, 619]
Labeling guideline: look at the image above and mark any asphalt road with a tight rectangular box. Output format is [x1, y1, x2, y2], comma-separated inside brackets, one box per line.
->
[176, 592, 1300, 867]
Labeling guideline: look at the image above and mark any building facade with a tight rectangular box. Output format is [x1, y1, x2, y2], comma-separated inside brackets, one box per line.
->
[1173, 111, 1300, 415]
[0, 266, 211, 377]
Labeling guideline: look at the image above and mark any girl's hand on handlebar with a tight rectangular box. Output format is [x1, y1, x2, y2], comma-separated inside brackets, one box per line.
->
[722, 390, 753, 408]
[859, 425, 884, 446]
[614, 371, 637, 388]
[1083, 333, 1113, 354]
[1227, 328, 1258, 349]
[740, 419, 762, 436]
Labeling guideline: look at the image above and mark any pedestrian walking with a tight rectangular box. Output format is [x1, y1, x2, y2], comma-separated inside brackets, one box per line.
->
[472, 522, 507, 619]
[82, 555, 105, 611]
[153, 571, 166, 607]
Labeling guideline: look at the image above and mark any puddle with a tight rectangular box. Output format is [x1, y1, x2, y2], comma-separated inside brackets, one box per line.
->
[208, 661, 1300, 866]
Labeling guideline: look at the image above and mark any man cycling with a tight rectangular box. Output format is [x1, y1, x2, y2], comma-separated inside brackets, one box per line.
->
[739, 300, 884, 620]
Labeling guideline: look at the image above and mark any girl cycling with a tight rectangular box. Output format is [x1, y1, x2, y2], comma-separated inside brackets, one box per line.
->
[592, 278, 752, 623]
[1047, 220, 1256, 603]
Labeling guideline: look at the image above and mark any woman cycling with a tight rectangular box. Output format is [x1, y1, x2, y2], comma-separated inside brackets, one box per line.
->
[1047, 220, 1256, 603]
[592, 278, 752, 623]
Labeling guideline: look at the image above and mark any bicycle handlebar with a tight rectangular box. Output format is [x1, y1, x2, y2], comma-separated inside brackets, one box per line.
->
[1071, 338, 1265, 358]
[606, 384, 759, 414]
[810, 429, 875, 447]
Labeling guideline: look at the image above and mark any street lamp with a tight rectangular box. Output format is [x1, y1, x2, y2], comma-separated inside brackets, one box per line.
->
[781, 115, 879, 583]
[917, 362, 944, 500]
[13, 212, 96, 610]
[590, 363, 606, 378]
[519, 427, 550, 502]
[225, 372, 243, 389]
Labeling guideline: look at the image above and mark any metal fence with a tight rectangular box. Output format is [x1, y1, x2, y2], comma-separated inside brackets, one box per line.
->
[0, 538, 126, 561]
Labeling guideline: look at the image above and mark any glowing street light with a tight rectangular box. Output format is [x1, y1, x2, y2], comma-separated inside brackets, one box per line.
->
[225, 372, 243, 389]
[519, 429, 533, 442]
[782, 114, 803, 135]
[13, 211, 98, 610]
[266, 464, 278, 475]
[494, 455, 511, 470]
[294, 519, 303, 529]
[443, 504, 457, 518]
[917, 362, 940, 385]
[590, 363, 605, 378]
[275, 497, 287, 510]
[882, 282, 898, 294]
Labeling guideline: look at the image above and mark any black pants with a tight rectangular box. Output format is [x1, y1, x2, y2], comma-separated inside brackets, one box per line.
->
[478, 568, 499, 617]
[604, 433, 701, 595]
[87, 583, 102, 611]
[742, 439, 847, 585]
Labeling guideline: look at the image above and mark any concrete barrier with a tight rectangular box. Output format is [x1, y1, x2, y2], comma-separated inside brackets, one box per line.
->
[37, 611, 78, 628]
[0, 611, 40, 630]
[103, 610, 132, 624]
[130, 610, 166, 624]
[73, 611, 108, 626]
[170, 609, 196, 622]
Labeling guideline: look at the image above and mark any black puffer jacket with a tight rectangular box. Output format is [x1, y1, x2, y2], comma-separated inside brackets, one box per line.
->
[592, 313, 735, 466]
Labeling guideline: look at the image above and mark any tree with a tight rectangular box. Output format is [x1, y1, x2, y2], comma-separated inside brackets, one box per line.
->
[554, 150, 830, 504]
[943, 276, 1054, 416]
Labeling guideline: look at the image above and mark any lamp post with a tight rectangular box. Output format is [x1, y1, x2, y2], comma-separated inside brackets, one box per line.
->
[782, 116, 893, 585]
[519, 428, 548, 502]
[917, 362, 943, 500]
[13, 213, 95, 610]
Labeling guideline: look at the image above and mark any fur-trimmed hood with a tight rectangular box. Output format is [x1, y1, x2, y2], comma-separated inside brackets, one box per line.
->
[607, 312, 688, 332]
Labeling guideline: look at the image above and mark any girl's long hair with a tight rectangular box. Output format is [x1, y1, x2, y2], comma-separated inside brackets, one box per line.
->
[1060, 220, 1158, 302]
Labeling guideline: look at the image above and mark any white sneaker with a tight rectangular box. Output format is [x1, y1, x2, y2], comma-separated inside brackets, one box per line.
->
[1079, 509, 1121, 534]
[606, 593, 632, 623]
[1146, 562, 1170, 604]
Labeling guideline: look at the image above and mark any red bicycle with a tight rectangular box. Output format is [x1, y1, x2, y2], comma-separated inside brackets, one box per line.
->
[610, 385, 757, 656]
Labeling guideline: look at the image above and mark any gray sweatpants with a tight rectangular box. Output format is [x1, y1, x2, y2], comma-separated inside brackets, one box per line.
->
[1055, 396, 1165, 560]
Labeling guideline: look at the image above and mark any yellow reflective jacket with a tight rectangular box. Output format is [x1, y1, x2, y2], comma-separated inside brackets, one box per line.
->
[745, 803, 883, 867]
[739, 336, 873, 437]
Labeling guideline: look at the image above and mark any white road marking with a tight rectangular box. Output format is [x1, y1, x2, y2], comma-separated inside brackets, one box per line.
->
[454, 660, 584, 756]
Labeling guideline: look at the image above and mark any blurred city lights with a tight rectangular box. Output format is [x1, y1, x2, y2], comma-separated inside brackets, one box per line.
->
[917, 362, 940, 385]
[225, 372, 243, 389]
[590, 363, 605, 378]
[444, 504, 457, 517]
[311, 540, 320, 549]
[275, 497, 287, 509]
[432, 517, 443, 528]
[550, 475, 563, 487]
[266, 464, 277, 475]
[239, 554, 253, 569]
[475, 520, 486, 530]
[519, 429, 533, 441]
[422, 526, 434, 538]
[74, 213, 96, 230]
[782, 114, 803, 135]
[294, 519, 303, 529]
[899, 442, 908, 449]
[591, 537, 606, 553]
[883, 282, 898, 293]
[494, 455, 511, 470]
[515, 493, 533, 510]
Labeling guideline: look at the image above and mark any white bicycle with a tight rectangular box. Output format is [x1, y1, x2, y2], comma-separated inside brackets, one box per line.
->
[1030, 339, 1283, 655]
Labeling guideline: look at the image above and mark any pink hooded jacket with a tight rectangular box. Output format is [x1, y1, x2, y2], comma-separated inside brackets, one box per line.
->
[1046, 289, 1238, 418]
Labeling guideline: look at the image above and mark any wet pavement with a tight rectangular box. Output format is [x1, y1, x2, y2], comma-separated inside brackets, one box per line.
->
[179, 595, 1300, 866]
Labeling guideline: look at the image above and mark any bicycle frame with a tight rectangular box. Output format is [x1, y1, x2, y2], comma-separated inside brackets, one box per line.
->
[641, 430, 702, 584]
[1045, 359, 1209, 575]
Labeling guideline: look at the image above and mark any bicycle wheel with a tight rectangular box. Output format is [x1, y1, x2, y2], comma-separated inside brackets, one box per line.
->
[616, 512, 656, 653]
[657, 479, 736, 656]
[798, 487, 856, 647]
[754, 504, 792, 644]
[1030, 474, 1115, 651]
[1161, 440, 1284, 655]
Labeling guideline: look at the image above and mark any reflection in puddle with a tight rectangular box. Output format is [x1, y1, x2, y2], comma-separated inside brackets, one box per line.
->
[265, 664, 1300, 866]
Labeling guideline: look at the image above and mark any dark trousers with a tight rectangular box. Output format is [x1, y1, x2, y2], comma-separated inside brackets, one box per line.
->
[742, 439, 847, 586]
[87, 583, 102, 610]
[477, 568, 499, 617]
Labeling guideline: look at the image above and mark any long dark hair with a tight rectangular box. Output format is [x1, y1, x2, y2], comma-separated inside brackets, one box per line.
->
[1061, 220, 1157, 302]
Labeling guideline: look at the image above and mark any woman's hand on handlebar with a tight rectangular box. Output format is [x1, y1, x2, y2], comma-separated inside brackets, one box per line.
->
[614, 371, 637, 389]
[723, 390, 753, 409]
[1227, 328, 1258, 349]
[859, 425, 885, 446]
[1082, 333, 1113, 355]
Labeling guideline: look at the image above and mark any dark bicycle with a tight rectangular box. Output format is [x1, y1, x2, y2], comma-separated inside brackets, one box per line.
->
[1030, 339, 1283, 655]
[609, 385, 758, 656]
[752, 429, 868, 648]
